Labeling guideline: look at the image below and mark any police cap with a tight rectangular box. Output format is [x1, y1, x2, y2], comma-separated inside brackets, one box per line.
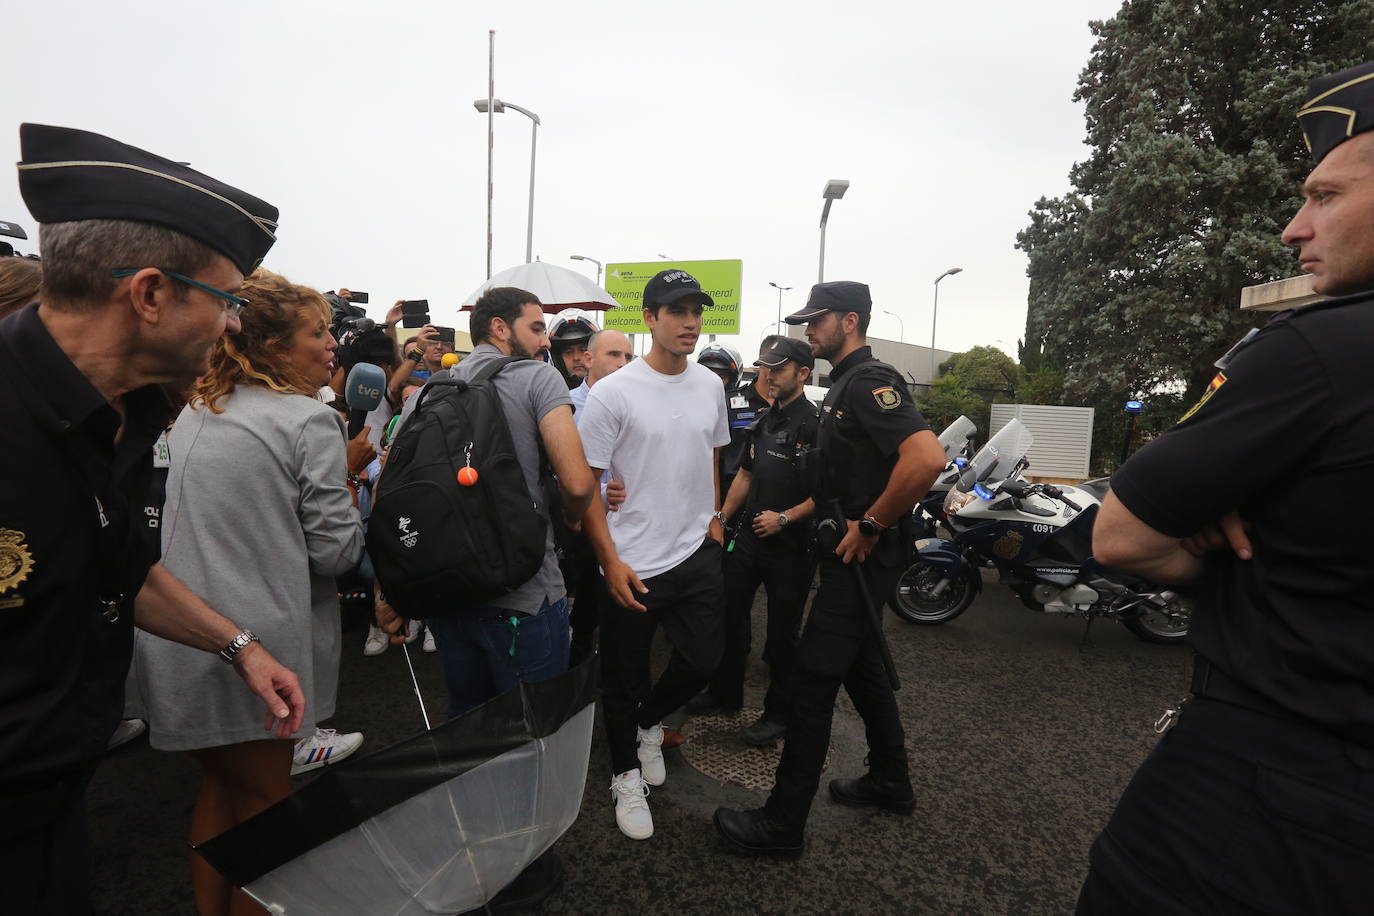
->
[754, 336, 814, 370]
[17, 123, 279, 274]
[783, 280, 871, 324]
[1299, 60, 1374, 164]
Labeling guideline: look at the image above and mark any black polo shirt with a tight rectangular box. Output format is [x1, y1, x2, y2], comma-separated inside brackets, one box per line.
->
[721, 380, 770, 488]
[817, 346, 930, 518]
[735, 392, 820, 554]
[1111, 293, 1374, 747]
[0, 304, 169, 791]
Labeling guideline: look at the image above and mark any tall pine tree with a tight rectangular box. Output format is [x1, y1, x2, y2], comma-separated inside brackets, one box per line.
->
[1018, 1, 1374, 419]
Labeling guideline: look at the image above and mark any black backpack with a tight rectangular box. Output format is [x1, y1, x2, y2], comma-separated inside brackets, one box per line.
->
[367, 356, 548, 617]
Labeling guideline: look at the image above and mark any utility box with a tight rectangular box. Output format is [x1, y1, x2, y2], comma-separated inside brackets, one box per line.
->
[989, 404, 1094, 481]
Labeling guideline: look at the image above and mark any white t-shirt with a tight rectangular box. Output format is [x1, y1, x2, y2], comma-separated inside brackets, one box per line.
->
[578, 357, 730, 579]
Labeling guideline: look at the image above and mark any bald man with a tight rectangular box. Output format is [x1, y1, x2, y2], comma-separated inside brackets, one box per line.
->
[570, 329, 632, 414]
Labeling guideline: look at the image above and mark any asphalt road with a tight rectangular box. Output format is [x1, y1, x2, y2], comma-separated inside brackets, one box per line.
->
[89, 571, 1191, 915]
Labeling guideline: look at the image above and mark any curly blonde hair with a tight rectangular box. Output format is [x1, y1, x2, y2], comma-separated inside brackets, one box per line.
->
[193, 268, 331, 413]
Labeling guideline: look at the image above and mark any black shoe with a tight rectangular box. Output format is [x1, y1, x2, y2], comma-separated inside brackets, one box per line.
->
[713, 807, 804, 858]
[687, 692, 741, 715]
[828, 773, 916, 815]
[739, 715, 787, 747]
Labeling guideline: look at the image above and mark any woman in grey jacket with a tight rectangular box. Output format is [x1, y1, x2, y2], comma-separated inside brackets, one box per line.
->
[134, 269, 365, 916]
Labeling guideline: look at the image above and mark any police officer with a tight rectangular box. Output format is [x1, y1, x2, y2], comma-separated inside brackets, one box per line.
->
[0, 124, 306, 913]
[1078, 61, 1374, 913]
[713, 281, 945, 855]
[699, 337, 820, 745]
[548, 310, 596, 389]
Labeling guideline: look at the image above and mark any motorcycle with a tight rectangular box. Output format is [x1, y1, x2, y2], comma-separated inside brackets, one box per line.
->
[888, 419, 1191, 645]
[910, 415, 979, 539]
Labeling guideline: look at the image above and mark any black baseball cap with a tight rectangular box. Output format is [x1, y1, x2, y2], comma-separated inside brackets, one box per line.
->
[642, 269, 714, 309]
[18, 123, 279, 274]
[755, 336, 814, 370]
[1299, 60, 1374, 163]
[783, 280, 871, 324]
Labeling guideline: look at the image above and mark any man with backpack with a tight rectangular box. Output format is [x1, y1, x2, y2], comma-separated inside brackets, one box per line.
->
[372, 286, 595, 717]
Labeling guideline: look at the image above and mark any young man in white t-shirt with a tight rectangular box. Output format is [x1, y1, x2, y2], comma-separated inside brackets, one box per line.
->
[577, 270, 730, 841]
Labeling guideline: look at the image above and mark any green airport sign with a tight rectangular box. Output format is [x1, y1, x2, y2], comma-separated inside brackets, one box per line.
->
[602, 260, 743, 334]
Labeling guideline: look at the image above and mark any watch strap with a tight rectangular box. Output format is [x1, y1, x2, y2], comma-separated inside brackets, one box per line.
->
[219, 630, 259, 663]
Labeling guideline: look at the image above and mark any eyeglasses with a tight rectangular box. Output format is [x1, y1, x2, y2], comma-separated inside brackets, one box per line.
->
[111, 268, 249, 317]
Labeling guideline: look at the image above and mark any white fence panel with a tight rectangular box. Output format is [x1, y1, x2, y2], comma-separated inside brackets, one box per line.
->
[988, 404, 1095, 479]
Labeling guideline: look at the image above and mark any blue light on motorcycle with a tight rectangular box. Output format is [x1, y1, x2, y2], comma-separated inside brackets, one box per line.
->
[954, 457, 969, 469]
[1124, 400, 1144, 414]
[973, 483, 995, 501]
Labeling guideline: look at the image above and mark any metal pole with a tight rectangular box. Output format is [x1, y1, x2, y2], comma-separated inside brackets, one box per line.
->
[525, 118, 537, 263]
[930, 280, 940, 382]
[486, 30, 495, 279]
[884, 310, 904, 343]
[818, 222, 827, 284]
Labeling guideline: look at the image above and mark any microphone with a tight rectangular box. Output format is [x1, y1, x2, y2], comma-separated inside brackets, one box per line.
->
[344, 362, 386, 439]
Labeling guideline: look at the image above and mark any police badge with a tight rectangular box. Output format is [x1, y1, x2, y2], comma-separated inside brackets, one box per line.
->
[0, 528, 35, 608]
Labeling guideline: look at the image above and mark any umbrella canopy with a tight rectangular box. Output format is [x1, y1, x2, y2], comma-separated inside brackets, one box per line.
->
[460, 262, 618, 312]
[195, 661, 596, 915]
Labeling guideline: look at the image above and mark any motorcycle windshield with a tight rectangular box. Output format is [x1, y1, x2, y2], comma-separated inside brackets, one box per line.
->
[937, 415, 977, 461]
[967, 418, 1034, 486]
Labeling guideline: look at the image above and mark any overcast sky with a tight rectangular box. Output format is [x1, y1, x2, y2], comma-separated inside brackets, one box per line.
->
[4, 0, 1122, 359]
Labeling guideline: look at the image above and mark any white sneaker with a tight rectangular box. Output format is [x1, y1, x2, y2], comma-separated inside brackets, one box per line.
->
[404, 619, 423, 645]
[363, 625, 389, 657]
[106, 718, 146, 751]
[422, 626, 437, 653]
[610, 768, 653, 840]
[636, 723, 666, 786]
[292, 728, 363, 775]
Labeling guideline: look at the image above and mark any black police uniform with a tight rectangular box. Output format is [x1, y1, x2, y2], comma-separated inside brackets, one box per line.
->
[763, 345, 929, 831]
[0, 305, 170, 912]
[721, 381, 770, 501]
[1078, 293, 1374, 913]
[709, 392, 820, 717]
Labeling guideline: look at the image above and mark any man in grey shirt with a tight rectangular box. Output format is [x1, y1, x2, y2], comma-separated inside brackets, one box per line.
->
[377, 287, 594, 717]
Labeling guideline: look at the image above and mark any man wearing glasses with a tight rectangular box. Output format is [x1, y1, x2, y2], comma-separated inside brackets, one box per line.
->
[0, 123, 306, 913]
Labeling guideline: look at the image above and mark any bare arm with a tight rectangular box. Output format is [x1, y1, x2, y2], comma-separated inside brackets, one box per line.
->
[581, 466, 648, 611]
[707, 447, 725, 545]
[1092, 490, 1213, 584]
[836, 429, 945, 563]
[538, 405, 596, 526]
[134, 563, 305, 737]
[720, 467, 751, 521]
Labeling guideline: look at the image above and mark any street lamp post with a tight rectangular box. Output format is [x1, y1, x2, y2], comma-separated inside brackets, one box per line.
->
[882, 309, 905, 343]
[570, 254, 602, 285]
[818, 179, 849, 283]
[930, 267, 963, 382]
[473, 97, 541, 264]
[768, 281, 792, 337]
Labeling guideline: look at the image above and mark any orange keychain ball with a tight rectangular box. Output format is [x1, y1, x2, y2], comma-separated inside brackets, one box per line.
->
[457, 466, 479, 487]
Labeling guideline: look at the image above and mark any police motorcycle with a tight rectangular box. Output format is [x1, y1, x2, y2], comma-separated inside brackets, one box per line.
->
[888, 419, 1191, 644]
[910, 415, 979, 539]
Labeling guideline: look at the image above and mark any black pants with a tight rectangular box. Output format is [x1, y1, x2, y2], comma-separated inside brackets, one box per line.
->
[765, 535, 908, 831]
[709, 536, 811, 720]
[567, 537, 603, 667]
[600, 539, 725, 775]
[1077, 697, 1374, 915]
[0, 777, 93, 915]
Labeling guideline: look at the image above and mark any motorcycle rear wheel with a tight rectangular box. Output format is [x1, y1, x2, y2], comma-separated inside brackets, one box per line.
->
[889, 560, 978, 625]
[1121, 595, 1191, 645]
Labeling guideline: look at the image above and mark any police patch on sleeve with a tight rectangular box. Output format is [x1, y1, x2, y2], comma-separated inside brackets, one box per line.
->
[872, 386, 901, 410]
[1178, 372, 1227, 424]
[0, 528, 35, 608]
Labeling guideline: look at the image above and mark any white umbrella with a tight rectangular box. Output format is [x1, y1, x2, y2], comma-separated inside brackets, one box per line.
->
[461, 262, 618, 312]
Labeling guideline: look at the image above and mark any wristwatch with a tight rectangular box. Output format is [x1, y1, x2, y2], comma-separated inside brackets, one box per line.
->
[777, 512, 790, 528]
[219, 629, 259, 663]
[857, 515, 887, 538]
[712, 511, 726, 523]
[407, 346, 426, 362]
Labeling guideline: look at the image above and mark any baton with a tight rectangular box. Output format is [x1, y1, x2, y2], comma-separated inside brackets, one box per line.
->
[818, 501, 901, 692]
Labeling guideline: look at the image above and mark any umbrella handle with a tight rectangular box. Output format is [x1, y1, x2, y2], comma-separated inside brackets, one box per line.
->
[400, 643, 432, 731]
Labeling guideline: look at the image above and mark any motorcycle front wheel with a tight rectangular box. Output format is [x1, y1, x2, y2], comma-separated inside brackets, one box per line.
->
[1121, 594, 1191, 645]
[888, 560, 978, 625]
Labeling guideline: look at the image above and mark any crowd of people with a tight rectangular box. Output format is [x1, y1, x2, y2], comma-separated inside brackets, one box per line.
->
[7, 52, 1374, 916]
